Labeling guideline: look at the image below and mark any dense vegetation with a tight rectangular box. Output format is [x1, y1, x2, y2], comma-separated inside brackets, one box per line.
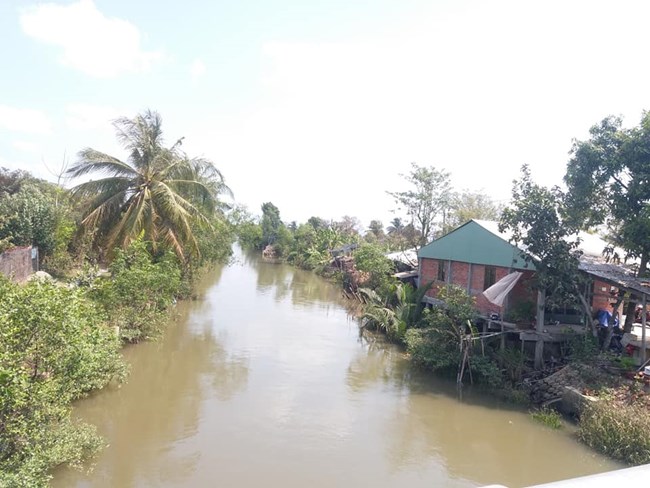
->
[0, 111, 234, 486]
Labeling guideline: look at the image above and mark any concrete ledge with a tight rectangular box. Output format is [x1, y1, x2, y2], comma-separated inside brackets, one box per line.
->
[560, 386, 598, 417]
[483, 464, 650, 488]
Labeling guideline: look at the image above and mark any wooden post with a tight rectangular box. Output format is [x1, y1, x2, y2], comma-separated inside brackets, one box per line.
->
[500, 320, 505, 352]
[641, 293, 646, 364]
[467, 263, 473, 294]
[535, 289, 545, 370]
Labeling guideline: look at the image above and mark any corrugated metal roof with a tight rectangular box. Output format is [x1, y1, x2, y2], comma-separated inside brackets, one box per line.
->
[417, 220, 532, 270]
[579, 257, 650, 297]
[385, 248, 418, 267]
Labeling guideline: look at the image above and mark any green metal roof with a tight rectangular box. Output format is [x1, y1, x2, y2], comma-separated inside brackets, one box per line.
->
[417, 220, 534, 270]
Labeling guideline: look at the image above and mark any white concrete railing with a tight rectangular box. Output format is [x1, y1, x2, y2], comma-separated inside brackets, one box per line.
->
[483, 463, 650, 488]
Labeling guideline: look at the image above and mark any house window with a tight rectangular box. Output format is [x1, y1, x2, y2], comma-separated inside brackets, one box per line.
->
[437, 260, 446, 281]
[483, 266, 496, 290]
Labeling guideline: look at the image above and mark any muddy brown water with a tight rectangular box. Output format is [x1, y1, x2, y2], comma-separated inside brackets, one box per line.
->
[52, 249, 620, 488]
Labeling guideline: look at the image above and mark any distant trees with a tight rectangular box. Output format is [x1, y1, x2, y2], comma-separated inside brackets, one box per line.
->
[446, 190, 502, 232]
[260, 202, 283, 246]
[387, 162, 452, 248]
[367, 220, 384, 238]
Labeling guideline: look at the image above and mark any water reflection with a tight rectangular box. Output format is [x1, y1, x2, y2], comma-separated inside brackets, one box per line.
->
[345, 332, 620, 487]
[53, 268, 250, 488]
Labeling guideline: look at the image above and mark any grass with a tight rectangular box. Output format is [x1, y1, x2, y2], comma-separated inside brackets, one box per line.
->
[530, 407, 563, 429]
[578, 397, 650, 465]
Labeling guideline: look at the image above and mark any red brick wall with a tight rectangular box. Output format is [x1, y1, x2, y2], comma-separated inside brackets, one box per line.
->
[420, 257, 619, 321]
[420, 257, 534, 315]
[591, 280, 614, 312]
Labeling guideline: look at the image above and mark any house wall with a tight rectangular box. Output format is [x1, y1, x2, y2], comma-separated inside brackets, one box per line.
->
[0, 246, 36, 283]
[420, 257, 536, 316]
[591, 280, 615, 312]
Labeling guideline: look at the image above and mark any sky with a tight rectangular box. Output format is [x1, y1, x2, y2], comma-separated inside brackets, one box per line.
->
[1, 0, 650, 229]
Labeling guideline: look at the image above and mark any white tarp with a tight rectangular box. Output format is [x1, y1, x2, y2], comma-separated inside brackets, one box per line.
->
[482, 271, 522, 307]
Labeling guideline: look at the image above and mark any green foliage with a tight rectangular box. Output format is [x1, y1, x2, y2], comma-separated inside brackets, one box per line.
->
[531, 407, 563, 429]
[404, 285, 476, 369]
[353, 243, 395, 290]
[494, 346, 527, 383]
[261, 202, 283, 247]
[445, 190, 502, 232]
[388, 162, 452, 247]
[92, 240, 182, 342]
[229, 205, 263, 249]
[0, 182, 57, 256]
[403, 285, 507, 386]
[359, 281, 431, 341]
[504, 299, 536, 324]
[565, 330, 599, 362]
[367, 219, 385, 241]
[67, 109, 232, 261]
[0, 278, 126, 486]
[565, 112, 650, 271]
[272, 225, 294, 258]
[500, 165, 587, 311]
[237, 221, 263, 249]
[579, 401, 650, 464]
[191, 216, 235, 267]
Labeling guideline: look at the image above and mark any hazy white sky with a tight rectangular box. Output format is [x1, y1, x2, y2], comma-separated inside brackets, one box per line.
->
[1, 0, 649, 229]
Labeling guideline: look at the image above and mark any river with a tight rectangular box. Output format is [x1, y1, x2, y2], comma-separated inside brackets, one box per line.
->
[53, 249, 620, 488]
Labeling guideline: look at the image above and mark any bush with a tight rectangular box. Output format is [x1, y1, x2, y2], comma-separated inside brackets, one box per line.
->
[353, 243, 395, 290]
[579, 401, 650, 464]
[531, 407, 563, 429]
[91, 240, 182, 342]
[0, 278, 126, 486]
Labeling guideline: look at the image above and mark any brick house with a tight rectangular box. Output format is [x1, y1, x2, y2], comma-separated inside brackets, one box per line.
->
[418, 220, 615, 323]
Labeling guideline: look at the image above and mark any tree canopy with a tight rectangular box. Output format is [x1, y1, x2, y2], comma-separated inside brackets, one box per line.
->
[564, 112, 650, 275]
[500, 165, 586, 311]
[66, 110, 231, 260]
[387, 162, 451, 248]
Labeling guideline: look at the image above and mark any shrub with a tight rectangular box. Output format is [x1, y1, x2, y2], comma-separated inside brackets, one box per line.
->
[531, 407, 563, 429]
[91, 240, 182, 342]
[579, 401, 650, 464]
[0, 278, 126, 486]
[353, 243, 395, 290]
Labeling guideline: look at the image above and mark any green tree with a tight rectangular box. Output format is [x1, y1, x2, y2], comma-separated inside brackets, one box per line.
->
[500, 165, 587, 311]
[0, 177, 59, 256]
[66, 110, 231, 260]
[353, 243, 395, 291]
[367, 220, 385, 241]
[388, 162, 452, 247]
[307, 216, 329, 230]
[564, 112, 650, 331]
[446, 190, 502, 232]
[260, 202, 283, 246]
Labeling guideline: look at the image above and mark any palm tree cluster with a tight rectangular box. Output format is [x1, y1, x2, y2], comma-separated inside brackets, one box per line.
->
[67, 110, 231, 260]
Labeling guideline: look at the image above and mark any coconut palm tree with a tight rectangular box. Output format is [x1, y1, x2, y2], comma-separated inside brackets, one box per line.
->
[66, 110, 231, 259]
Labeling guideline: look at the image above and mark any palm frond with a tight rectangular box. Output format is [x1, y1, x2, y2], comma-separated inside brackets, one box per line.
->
[67, 150, 137, 179]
